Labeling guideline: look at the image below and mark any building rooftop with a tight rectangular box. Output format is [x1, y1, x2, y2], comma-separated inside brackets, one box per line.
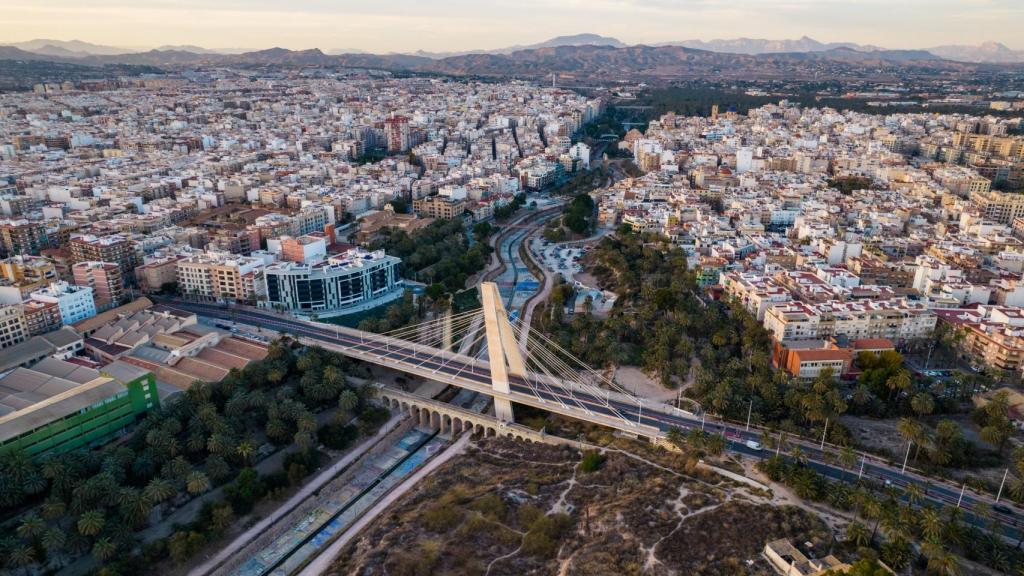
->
[0, 357, 148, 442]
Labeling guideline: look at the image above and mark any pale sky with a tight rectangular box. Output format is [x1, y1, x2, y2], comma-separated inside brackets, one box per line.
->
[6, 0, 1023, 53]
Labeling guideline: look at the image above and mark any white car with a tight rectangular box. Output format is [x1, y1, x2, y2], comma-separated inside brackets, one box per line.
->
[745, 440, 762, 451]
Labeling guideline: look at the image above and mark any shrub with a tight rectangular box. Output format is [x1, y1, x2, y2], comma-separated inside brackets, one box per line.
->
[318, 423, 358, 450]
[470, 494, 505, 520]
[579, 451, 606, 473]
[422, 503, 461, 533]
[358, 406, 390, 435]
[223, 468, 266, 514]
[522, 512, 572, 557]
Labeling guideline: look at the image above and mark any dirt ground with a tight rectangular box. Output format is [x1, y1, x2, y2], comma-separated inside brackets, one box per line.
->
[614, 366, 677, 402]
[839, 415, 906, 460]
[326, 437, 834, 576]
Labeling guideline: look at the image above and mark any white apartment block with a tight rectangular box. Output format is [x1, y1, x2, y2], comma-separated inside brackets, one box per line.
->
[30, 281, 96, 325]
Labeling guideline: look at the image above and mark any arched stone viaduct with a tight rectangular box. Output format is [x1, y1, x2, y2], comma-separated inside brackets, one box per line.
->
[377, 386, 550, 443]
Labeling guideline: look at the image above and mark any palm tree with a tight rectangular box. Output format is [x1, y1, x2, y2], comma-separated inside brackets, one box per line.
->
[905, 483, 924, 508]
[886, 369, 912, 405]
[185, 471, 211, 495]
[790, 446, 808, 466]
[144, 477, 176, 504]
[706, 433, 726, 456]
[8, 545, 36, 575]
[851, 384, 871, 407]
[943, 506, 966, 547]
[41, 528, 67, 562]
[845, 521, 870, 548]
[211, 504, 235, 531]
[897, 417, 926, 463]
[839, 446, 857, 480]
[922, 541, 961, 575]
[91, 537, 118, 562]
[337, 389, 360, 413]
[236, 440, 256, 465]
[77, 509, 106, 537]
[119, 489, 153, 527]
[665, 426, 684, 449]
[206, 433, 234, 456]
[862, 496, 883, 544]
[911, 392, 935, 416]
[40, 457, 65, 481]
[919, 507, 943, 542]
[16, 514, 45, 540]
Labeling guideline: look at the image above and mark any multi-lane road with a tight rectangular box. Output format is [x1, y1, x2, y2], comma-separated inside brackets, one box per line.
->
[165, 300, 1022, 541]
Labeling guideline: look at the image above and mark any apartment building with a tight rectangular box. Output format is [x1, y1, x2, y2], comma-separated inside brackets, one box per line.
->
[763, 299, 936, 344]
[30, 281, 97, 325]
[176, 251, 265, 303]
[135, 254, 183, 293]
[413, 195, 468, 220]
[721, 271, 791, 320]
[72, 261, 125, 311]
[0, 219, 48, 257]
[0, 304, 29, 349]
[970, 188, 1024, 225]
[69, 234, 140, 286]
[935, 306, 1024, 373]
[0, 255, 59, 303]
[21, 299, 62, 336]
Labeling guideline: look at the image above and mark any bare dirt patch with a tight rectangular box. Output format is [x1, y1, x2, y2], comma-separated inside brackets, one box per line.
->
[326, 437, 831, 576]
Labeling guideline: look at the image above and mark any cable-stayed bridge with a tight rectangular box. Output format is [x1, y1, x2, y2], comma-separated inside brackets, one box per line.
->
[165, 282, 1024, 538]
[196, 283, 667, 436]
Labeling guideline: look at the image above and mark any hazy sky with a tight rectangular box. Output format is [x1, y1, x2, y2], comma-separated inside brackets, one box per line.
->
[7, 0, 1023, 52]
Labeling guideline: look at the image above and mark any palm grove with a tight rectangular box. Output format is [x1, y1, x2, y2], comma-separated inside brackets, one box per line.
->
[0, 340, 388, 574]
[536, 228, 1024, 571]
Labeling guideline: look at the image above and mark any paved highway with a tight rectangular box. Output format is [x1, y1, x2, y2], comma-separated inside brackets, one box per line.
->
[166, 300, 1022, 541]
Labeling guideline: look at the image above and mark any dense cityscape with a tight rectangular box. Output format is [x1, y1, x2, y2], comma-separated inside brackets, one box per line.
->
[3, 3, 1024, 575]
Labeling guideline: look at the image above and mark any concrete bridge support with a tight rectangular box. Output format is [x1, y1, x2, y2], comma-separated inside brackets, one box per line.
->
[480, 282, 526, 423]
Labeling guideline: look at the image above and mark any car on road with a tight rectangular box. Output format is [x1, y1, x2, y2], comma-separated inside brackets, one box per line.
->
[745, 440, 762, 451]
[993, 504, 1014, 516]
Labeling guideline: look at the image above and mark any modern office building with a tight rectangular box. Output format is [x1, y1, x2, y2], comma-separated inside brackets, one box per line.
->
[0, 360, 158, 457]
[30, 281, 97, 325]
[261, 248, 403, 317]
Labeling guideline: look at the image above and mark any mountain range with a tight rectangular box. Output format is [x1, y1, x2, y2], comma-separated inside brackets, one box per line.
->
[5, 35, 1022, 63]
[0, 36, 1018, 87]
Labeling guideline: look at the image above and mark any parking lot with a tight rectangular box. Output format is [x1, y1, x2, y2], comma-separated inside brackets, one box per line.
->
[534, 240, 586, 282]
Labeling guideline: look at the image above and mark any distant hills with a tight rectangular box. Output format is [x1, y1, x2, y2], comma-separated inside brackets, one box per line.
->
[6, 38, 131, 57]
[4, 34, 1023, 63]
[658, 36, 886, 55]
[926, 41, 1024, 64]
[0, 35, 1020, 86]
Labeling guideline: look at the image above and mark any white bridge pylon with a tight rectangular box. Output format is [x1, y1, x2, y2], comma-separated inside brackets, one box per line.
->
[480, 281, 523, 422]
